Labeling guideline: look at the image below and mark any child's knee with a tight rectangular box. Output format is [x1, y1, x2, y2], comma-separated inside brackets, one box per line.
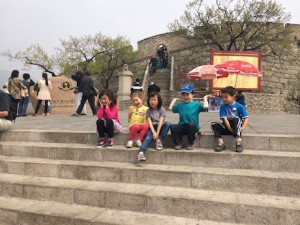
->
[96, 119, 104, 126]
[164, 121, 171, 128]
[170, 124, 177, 131]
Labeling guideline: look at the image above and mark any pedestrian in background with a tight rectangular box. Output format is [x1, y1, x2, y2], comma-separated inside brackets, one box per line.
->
[71, 71, 86, 115]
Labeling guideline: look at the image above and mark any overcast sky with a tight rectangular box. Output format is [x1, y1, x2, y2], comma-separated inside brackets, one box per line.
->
[0, 0, 299, 81]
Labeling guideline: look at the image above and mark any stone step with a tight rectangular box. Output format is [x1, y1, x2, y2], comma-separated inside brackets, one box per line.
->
[1, 130, 300, 151]
[0, 196, 243, 225]
[0, 143, 299, 172]
[0, 173, 299, 224]
[0, 154, 298, 197]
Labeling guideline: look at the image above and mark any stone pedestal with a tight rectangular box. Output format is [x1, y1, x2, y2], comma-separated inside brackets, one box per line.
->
[117, 64, 133, 102]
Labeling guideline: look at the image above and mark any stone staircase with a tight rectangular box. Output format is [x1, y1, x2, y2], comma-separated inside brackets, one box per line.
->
[149, 68, 171, 106]
[0, 130, 299, 225]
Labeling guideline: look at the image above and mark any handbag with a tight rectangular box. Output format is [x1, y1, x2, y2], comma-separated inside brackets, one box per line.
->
[90, 86, 98, 96]
[21, 88, 29, 97]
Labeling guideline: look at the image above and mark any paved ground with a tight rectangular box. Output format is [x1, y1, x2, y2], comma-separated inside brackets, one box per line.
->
[10, 111, 300, 135]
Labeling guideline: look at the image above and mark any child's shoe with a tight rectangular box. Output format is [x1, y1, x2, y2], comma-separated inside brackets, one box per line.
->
[97, 139, 106, 148]
[126, 140, 133, 148]
[186, 144, 194, 150]
[137, 152, 146, 161]
[134, 139, 142, 148]
[215, 143, 225, 152]
[236, 141, 243, 153]
[174, 144, 183, 150]
[155, 139, 163, 150]
[106, 139, 114, 148]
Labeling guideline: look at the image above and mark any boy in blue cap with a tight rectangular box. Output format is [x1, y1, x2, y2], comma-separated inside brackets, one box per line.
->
[169, 84, 209, 150]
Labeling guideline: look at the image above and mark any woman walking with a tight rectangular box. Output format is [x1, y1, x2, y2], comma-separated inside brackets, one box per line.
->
[33, 73, 52, 116]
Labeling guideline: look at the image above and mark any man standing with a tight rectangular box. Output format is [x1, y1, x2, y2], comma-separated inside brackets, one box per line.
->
[72, 70, 97, 116]
[130, 78, 143, 95]
[71, 71, 86, 115]
[0, 90, 12, 132]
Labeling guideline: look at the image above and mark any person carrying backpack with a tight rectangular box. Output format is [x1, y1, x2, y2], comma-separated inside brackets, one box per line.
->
[0, 90, 13, 132]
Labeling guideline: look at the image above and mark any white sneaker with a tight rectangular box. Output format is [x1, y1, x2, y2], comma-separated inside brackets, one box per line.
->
[126, 140, 133, 148]
[134, 139, 142, 148]
[155, 139, 163, 150]
[137, 152, 146, 161]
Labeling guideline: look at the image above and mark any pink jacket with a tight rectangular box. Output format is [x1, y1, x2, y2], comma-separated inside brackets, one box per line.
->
[97, 105, 121, 124]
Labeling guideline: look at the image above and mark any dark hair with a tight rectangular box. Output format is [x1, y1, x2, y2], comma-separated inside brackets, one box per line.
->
[10, 70, 19, 78]
[76, 71, 83, 76]
[238, 91, 242, 94]
[97, 89, 117, 107]
[23, 73, 30, 80]
[85, 70, 91, 76]
[147, 92, 162, 109]
[221, 86, 236, 96]
[136, 78, 140, 82]
[42, 73, 48, 86]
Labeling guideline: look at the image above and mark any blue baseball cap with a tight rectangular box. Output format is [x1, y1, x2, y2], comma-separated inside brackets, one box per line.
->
[180, 84, 194, 93]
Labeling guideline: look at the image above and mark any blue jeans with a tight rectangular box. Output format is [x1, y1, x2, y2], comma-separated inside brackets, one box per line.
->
[139, 121, 171, 153]
[18, 96, 30, 116]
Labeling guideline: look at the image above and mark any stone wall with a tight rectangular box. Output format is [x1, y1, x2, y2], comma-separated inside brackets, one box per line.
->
[109, 26, 300, 114]
[138, 32, 198, 59]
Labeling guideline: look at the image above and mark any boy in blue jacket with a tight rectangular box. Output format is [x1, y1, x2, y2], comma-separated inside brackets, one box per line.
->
[211, 86, 249, 153]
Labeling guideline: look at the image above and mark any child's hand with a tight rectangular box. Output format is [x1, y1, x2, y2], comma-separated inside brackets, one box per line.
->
[153, 132, 159, 140]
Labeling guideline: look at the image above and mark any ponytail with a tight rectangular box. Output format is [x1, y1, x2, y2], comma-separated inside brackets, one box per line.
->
[42, 73, 48, 86]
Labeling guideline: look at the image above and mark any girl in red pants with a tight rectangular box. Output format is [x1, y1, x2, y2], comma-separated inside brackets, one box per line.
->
[126, 91, 149, 148]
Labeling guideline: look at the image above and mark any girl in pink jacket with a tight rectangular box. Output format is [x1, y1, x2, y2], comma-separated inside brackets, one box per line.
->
[96, 90, 122, 148]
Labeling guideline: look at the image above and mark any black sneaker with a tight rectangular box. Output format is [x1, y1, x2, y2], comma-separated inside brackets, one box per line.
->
[236, 142, 243, 153]
[96, 139, 106, 148]
[215, 143, 225, 152]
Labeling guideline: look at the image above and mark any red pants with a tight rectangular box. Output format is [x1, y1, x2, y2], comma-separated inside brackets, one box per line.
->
[129, 124, 149, 141]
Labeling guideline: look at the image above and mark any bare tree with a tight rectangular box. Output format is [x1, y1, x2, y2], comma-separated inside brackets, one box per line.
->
[57, 32, 114, 73]
[2, 44, 58, 76]
[169, 0, 294, 57]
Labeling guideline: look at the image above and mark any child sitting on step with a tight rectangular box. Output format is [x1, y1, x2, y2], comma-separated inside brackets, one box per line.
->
[169, 84, 209, 150]
[126, 91, 149, 148]
[211, 86, 249, 153]
[96, 90, 122, 148]
[137, 92, 171, 161]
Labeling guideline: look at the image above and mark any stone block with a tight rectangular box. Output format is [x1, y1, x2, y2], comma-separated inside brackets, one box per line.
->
[121, 168, 192, 188]
[0, 182, 24, 198]
[25, 163, 60, 178]
[0, 208, 19, 225]
[191, 173, 279, 196]
[6, 162, 25, 175]
[24, 186, 74, 204]
[235, 205, 300, 225]
[74, 189, 106, 207]
[105, 192, 147, 212]
[60, 165, 122, 182]
[270, 136, 300, 151]
[146, 195, 235, 222]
